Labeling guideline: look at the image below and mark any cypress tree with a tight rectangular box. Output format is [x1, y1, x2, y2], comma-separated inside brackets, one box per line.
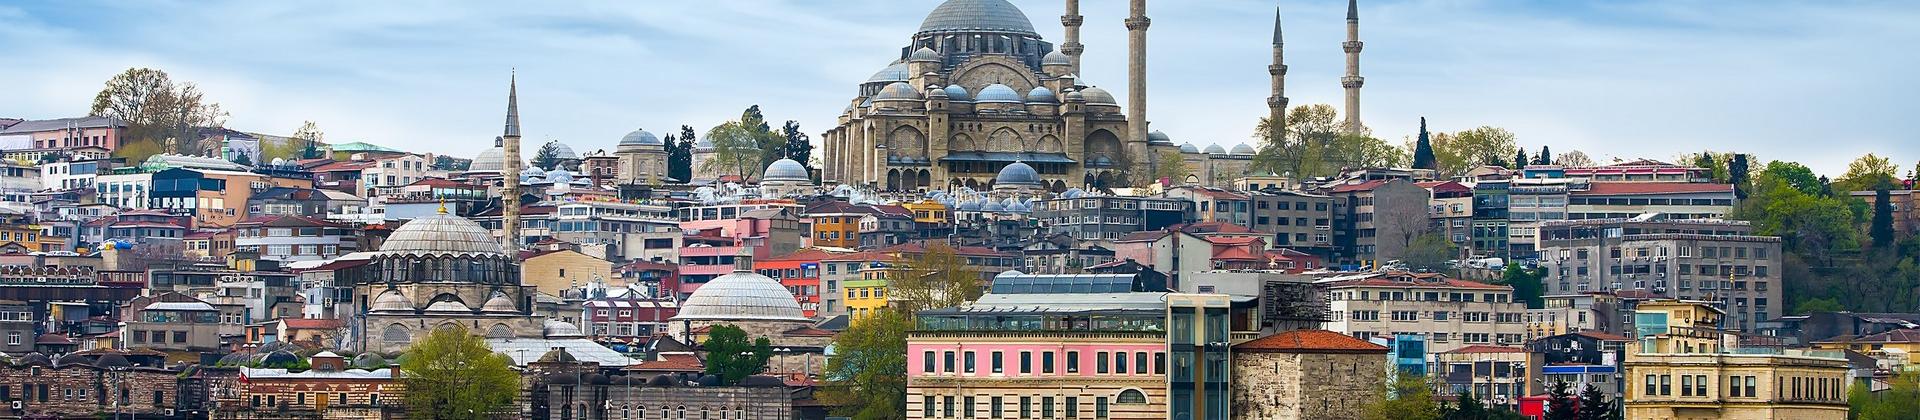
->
[1730, 154, 1751, 199]
[1536, 145, 1552, 165]
[1412, 117, 1437, 170]
[1514, 147, 1529, 169]
[1874, 187, 1896, 247]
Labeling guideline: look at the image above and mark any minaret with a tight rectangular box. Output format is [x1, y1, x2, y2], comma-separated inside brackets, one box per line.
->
[1268, 6, 1288, 145]
[1061, 0, 1085, 75]
[1341, 0, 1365, 134]
[1125, 0, 1150, 164]
[501, 73, 523, 252]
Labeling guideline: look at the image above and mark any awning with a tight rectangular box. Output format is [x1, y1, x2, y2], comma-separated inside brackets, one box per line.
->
[938, 152, 1077, 164]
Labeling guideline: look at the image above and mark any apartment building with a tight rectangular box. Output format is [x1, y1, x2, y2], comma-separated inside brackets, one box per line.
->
[1537, 216, 1781, 332]
[1320, 271, 1530, 353]
[1321, 179, 1431, 267]
[1032, 193, 1191, 242]
[1245, 190, 1334, 252]
[1623, 300, 1850, 419]
[1567, 182, 1735, 221]
[1422, 181, 1475, 256]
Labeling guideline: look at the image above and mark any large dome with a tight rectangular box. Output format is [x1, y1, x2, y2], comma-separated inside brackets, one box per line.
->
[381, 213, 506, 256]
[764, 158, 810, 182]
[994, 161, 1042, 186]
[541, 140, 579, 161]
[470, 142, 505, 173]
[619, 129, 663, 149]
[917, 0, 1038, 36]
[671, 270, 808, 323]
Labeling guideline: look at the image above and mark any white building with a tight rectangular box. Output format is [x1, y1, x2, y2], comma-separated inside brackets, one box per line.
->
[234, 215, 360, 262]
[1320, 271, 1530, 354]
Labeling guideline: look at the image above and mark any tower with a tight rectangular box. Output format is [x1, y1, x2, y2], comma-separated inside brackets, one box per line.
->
[1126, 0, 1150, 167]
[501, 73, 523, 252]
[1341, 0, 1365, 134]
[1268, 6, 1288, 145]
[1062, 0, 1085, 75]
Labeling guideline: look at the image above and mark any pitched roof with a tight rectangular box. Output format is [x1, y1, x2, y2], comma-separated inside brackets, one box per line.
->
[0, 116, 123, 133]
[1443, 345, 1527, 354]
[1571, 331, 1629, 342]
[1116, 230, 1170, 243]
[1829, 329, 1920, 344]
[1233, 329, 1389, 354]
[1576, 182, 1733, 196]
[626, 353, 703, 372]
[1417, 181, 1472, 194]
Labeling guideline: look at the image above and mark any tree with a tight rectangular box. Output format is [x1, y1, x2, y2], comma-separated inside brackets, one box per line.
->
[1544, 380, 1578, 420]
[1555, 151, 1595, 168]
[1252, 104, 1340, 179]
[1575, 383, 1611, 420]
[1403, 234, 1456, 273]
[819, 308, 913, 420]
[781, 120, 814, 176]
[1361, 374, 1439, 420]
[1729, 154, 1751, 199]
[1514, 147, 1528, 170]
[399, 326, 519, 420]
[703, 107, 787, 180]
[886, 244, 987, 313]
[1452, 392, 1487, 420]
[1411, 117, 1437, 170]
[1792, 297, 1844, 315]
[1836, 153, 1901, 193]
[1873, 187, 1896, 247]
[703, 324, 773, 385]
[668, 125, 697, 183]
[1761, 161, 1821, 196]
[1153, 150, 1192, 185]
[1433, 126, 1519, 176]
[1497, 263, 1545, 309]
[1535, 145, 1552, 166]
[1853, 374, 1920, 419]
[292, 121, 325, 159]
[91, 68, 228, 162]
[531, 141, 564, 171]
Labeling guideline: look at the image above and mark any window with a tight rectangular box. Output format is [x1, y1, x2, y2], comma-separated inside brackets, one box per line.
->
[1391, 311, 1418, 321]
[1065, 351, 1079, 373]
[945, 351, 956, 373]
[965, 396, 976, 418]
[1020, 396, 1032, 419]
[1114, 352, 1129, 374]
[1096, 352, 1109, 374]
[1116, 389, 1147, 404]
[1661, 375, 1672, 396]
[1021, 352, 1033, 374]
[1154, 353, 1166, 374]
[992, 396, 1004, 418]
[1646, 375, 1656, 397]
[1695, 374, 1707, 397]
[1682, 375, 1693, 396]
[1041, 396, 1055, 418]
[965, 351, 976, 373]
[925, 396, 936, 418]
[992, 351, 1004, 373]
[946, 396, 957, 418]
[924, 351, 936, 373]
[1065, 396, 1078, 418]
[1095, 397, 1109, 419]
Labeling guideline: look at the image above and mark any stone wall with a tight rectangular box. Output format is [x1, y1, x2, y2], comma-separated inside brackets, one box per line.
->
[0, 364, 179, 418]
[1230, 351, 1386, 420]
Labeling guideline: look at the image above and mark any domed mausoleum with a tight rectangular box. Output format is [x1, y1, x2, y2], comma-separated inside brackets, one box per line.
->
[354, 208, 547, 353]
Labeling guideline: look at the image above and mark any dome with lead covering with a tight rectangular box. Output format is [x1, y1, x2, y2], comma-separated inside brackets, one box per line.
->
[975, 84, 1022, 104]
[1204, 144, 1227, 154]
[1148, 131, 1174, 145]
[470, 141, 506, 173]
[370, 289, 415, 313]
[1179, 143, 1199, 153]
[671, 270, 809, 323]
[1231, 144, 1257, 155]
[867, 62, 910, 84]
[1025, 86, 1057, 104]
[482, 292, 518, 313]
[873, 82, 923, 102]
[909, 47, 940, 62]
[916, 0, 1039, 36]
[943, 85, 971, 102]
[544, 319, 585, 338]
[994, 161, 1041, 186]
[1042, 51, 1071, 66]
[381, 213, 505, 256]
[619, 129, 663, 151]
[541, 140, 578, 162]
[1080, 87, 1118, 105]
[764, 159, 810, 182]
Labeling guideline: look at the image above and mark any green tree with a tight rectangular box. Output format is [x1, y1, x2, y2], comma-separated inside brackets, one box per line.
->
[1513, 147, 1528, 170]
[231, 152, 251, 166]
[1852, 374, 1920, 419]
[1411, 117, 1437, 170]
[1497, 263, 1545, 309]
[1575, 383, 1611, 420]
[819, 308, 913, 420]
[531, 141, 564, 171]
[781, 120, 814, 177]
[1544, 380, 1578, 420]
[1435, 126, 1519, 175]
[1361, 374, 1439, 420]
[1153, 150, 1192, 185]
[1252, 104, 1340, 179]
[1791, 297, 1843, 315]
[1451, 392, 1486, 420]
[669, 125, 697, 183]
[292, 121, 325, 160]
[1729, 154, 1751, 199]
[702, 324, 773, 385]
[1535, 145, 1552, 165]
[1835, 153, 1900, 193]
[886, 244, 987, 313]
[703, 107, 787, 180]
[1403, 234, 1456, 273]
[1874, 187, 1896, 247]
[1760, 160, 1821, 196]
[91, 68, 228, 162]
[399, 326, 519, 420]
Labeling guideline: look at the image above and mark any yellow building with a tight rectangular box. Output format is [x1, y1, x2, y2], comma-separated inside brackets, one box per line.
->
[901, 200, 950, 228]
[1811, 329, 1920, 372]
[0, 224, 63, 253]
[843, 266, 891, 319]
[1624, 300, 1850, 420]
[520, 248, 616, 295]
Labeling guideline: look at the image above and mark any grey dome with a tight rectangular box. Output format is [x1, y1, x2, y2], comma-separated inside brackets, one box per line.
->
[975, 84, 1022, 104]
[1179, 142, 1199, 153]
[619, 129, 663, 148]
[522, 166, 547, 179]
[1080, 87, 1118, 105]
[423, 299, 471, 313]
[370, 289, 414, 313]
[1204, 143, 1227, 154]
[541, 140, 578, 161]
[381, 213, 506, 256]
[353, 353, 388, 369]
[470, 144, 506, 173]
[909, 47, 940, 62]
[927, 85, 948, 98]
[943, 85, 971, 102]
[671, 270, 808, 323]
[1041, 51, 1071, 66]
[958, 200, 982, 211]
[866, 62, 910, 84]
[646, 374, 679, 387]
[1148, 131, 1174, 145]
[1231, 143, 1257, 155]
[916, 0, 1038, 36]
[544, 319, 584, 338]
[261, 351, 300, 368]
[763, 158, 809, 182]
[1025, 86, 1057, 104]
[981, 200, 1005, 212]
[873, 82, 923, 102]
[694, 135, 715, 151]
[481, 292, 518, 313]
[994, 161, 1042, 186]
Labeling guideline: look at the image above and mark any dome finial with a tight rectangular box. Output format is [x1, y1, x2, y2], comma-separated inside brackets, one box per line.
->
[437, 199, 448, 214]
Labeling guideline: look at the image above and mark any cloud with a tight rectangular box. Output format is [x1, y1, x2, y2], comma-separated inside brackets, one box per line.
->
[0, 0, 1911, 176]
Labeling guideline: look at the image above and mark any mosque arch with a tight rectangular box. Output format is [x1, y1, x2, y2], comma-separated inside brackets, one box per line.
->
[887, 169, 902, 192]
[1035, 135, 1064, 154]
[382, 324, 410, 343]
[887, 125, 928, 160]
[949, 57, 1039, 92]
[487, 324, 514, 338]
[1085, 129, 1122, 167]
[917, 169, 932, 188]
[988, 127, 1023, 152]
[950, 133, 978, 151]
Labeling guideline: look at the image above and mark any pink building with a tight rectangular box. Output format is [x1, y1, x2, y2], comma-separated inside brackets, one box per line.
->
[0, 116, 125, 151]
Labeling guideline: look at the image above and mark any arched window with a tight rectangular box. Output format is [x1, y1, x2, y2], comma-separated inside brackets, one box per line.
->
[1116, 389, 1148, 404]
[487, 324, 513, 338]
[381, 324, 409, 343]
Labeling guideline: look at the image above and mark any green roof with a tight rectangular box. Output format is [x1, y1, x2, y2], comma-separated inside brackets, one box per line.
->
[330, 141, 400, 153]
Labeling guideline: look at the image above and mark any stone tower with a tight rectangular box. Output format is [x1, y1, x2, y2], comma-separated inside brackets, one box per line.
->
[501, 73, 523, 252]
[1125, 0, 1151, 169]
[1268, 6, 1288, 145]
[1341, 0, 1365, 134]
[1062, 0, 1084, 75]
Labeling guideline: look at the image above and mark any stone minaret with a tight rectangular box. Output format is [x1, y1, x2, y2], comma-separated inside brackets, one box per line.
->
[1125, 0, 1150, 163]
[1061, 0, 1085, 74]
[501, 73, 523, 252]
[1341, 0, 1365, 134]
[1268, 6, 1288, 145]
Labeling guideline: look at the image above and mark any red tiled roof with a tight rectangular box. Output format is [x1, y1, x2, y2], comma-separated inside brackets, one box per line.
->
[1417, 181, 1472, 194]
[1576, 182, 1732, 196]
[1233, 329, 1389, 353]
[1326, 180, 1390, 193]
[1443, 345, 1526, 354]
[1175, 222, 1256, 235]
[281, 318, 345, 330]
[1205, 236, 1262, 246]
[626, 354, 703, 372]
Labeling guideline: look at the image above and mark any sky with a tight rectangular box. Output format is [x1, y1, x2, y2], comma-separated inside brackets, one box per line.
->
[1, 0, 1915, 177]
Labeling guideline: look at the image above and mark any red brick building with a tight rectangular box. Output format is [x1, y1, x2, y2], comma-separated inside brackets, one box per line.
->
[233, 352, 401, 418]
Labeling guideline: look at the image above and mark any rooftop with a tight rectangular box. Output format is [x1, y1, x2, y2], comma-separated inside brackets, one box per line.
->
[1234, 329, 1390, 354]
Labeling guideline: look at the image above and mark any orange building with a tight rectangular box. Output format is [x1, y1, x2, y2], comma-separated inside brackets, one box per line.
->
[755, 248, 855, 318]
[805, 201, 870, 249]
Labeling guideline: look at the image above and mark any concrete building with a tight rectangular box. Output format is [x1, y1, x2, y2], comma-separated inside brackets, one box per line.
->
[233, 215, 359, 263]
[1163, 186, 1250, 228]
[1623, 300, 1851, 419]
[1470, 179, 1511, 259]
[1528, 331, 1629, 403]
[520, 248, 617, 295]
[1536, 216, 1781, 332]
[1561, 159, 1711, 183]
[1506, 177, 1571, 260]
[1320, 271, 1529, 353]
[1320, 178, 1431, 268]
[121, 293, 233, 352]
[0, 116, 125, 152]
[1246, 190, 1334, 252]
[1526, 293, 1628, 339]
[1033, 191, 1192, 242]
[1568, 182, 1736, 221]
[1421, 181, 1474, 255]
[1228, 329, 1389, 420]
[1435, 345, 1531, 409]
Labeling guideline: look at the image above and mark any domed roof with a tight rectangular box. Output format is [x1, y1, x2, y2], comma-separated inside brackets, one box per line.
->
[94, 353, 131, 369]
[1179, 142, 1199, 153]
[380, 213, 506, 256]
[909, 47, 940, 62]
[470, 143, 506, 173]
[958, 200, 982, 211]
[943, 85, 971, 102]
[423, 299, 471, 313]
[353, 353, 388, 369]
[481, 292, 518, 313]
[646, 374, 679, 387]
[544, 319, 585, 337]
[1041, 51, 1071, 66]
[1080, 87, 1118, 105]
[541, 140, 578, 161]
[994, 161, 1042, 186]
[1025, 86, 1057, 104]
[916, 0, 1038, 36]
[694, 135, 715, 151]
[873, 82, 923, 102]
[1148, 131, 1174, 145]
[763, 158, 810, 183]
[261, 351, 300, 367]
[546, 372, 580, 385]
[671, 270, 808, 323]
[1204, 143, 1227, 154]
[15, 353, 48, 367]
[523, 166, 547, 179]
[370, 289, 414, 313]
[866, 62, 910, 84]
[619, 128, 663, 148]
[1231, 143, 1257, 155]
[537, 347, 578, 363]
[975, 84, 1022, 104]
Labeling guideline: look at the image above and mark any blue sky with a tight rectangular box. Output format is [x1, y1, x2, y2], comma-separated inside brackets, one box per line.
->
[1, 0, 1915, 176]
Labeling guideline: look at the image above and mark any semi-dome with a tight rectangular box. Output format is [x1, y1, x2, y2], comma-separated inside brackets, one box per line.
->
[763, 158, 810, 182]
[619, 128, 663, 148]
[423, 299, 471, 313]
[866, 62, 910, 84]
[544, 319, 585, 338]
[1204, 144, 1227, 154]
[370, 289, 415, 313]
[1080, 87, 1118, 105]
[481, 292, 518, 313]
[1042, 51, 1071, 66]
[381, 212, 506, 256]
[1025, 86, 1057, 104]
[541, 140, 578, 161]
[975, 84, 1022, 104]
[909, 47, 940, 62]
[916, 0, 1038, 36]
[994, 161, 1042, 186]
[671, 270, 809, 323]
[1179, 142, 1199, 153]
[873, 82, 923, 102]
[1231, 144, 1257, 155]
[943, 85, 971, 102]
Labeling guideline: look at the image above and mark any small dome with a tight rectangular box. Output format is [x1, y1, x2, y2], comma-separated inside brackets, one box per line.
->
[994, 161, 1042, 186]
[523, 166, 547, 178]
[646, 374, 679, 387]
[671, 270, 809, 323]
[261, 351, 300, 368]
[270, 157, 286, 166]
[1041, 51, 1071, 66]
[353, 353, 388, 369]
[926, 85, 949, 98]
[975, 84, 1022, 104]
[15, 353, 49, 367]
[470, 144, 506, 173]
[696, 375, 722, 386]
[694, 135, 715, 151]
[1002, 197, 1026, 212]
[866, 62, 910, 84]
[1062, 188, 1086, 198]
[541, 140, 578, 161]
[1147, 131, 1174, 145]
[544, 319, 585, 337]
[763, 158, 810, 183]
[370, 289, 414, 313]
[218, 352, 252, 366]
[958, 200, 982, 211]
[380, 213, 506, 256]
[1231, 144, 1257, 155]
[423, 299, 471, 313]
[1179, 142, 1199, 153]
[481, 292, 518, 313]
[546, 372, 580, 385]
[943, 85, 971, 102]
[538, 347, 578, 363]
[94, 354, 131, 369]
[619, 129, 663, 148]
[1025, 86, 1057, 104]
[1063, 89, 1084, 102]
[873, 82, 923, 102]
[1080, 87, 1118, 105]
[981, 200, 1005, 212]
[587, 373, 611, 385]
[1203, 144, 1227, 154]
[909, 47, 940, 62]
